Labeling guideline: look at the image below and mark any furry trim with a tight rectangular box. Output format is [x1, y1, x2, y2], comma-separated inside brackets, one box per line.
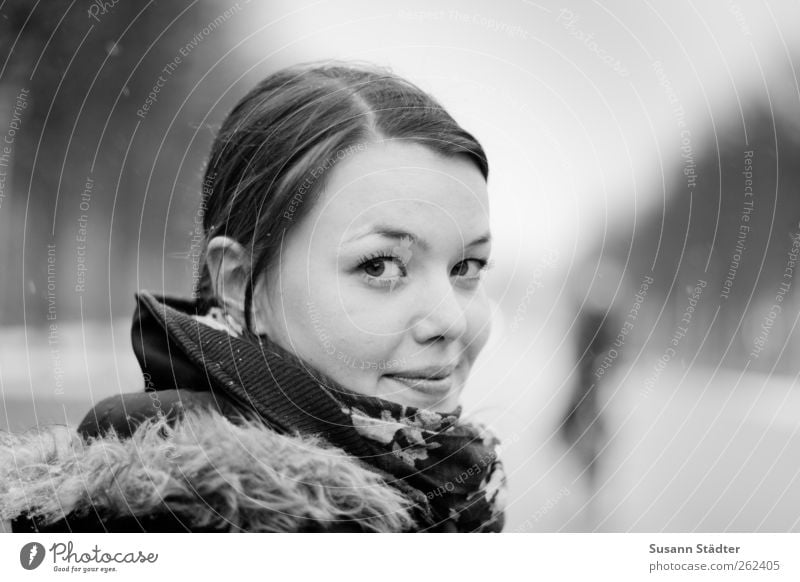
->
[0, 410, 416, 532]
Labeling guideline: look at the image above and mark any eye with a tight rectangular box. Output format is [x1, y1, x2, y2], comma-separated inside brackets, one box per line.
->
[363, 257, 403, 278]
[358, 253, 408, 287]
[451, 258, 488, 279]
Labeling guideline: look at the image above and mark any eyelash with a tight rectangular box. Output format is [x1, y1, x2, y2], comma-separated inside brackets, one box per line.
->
[356, 252, 492, 288]
[357, 252, 407, 288]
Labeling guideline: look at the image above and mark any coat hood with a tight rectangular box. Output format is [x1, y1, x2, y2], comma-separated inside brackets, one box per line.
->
[0, 408, 416, 532]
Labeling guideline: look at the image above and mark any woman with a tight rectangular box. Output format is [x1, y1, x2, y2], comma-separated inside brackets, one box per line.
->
[1, 61, 506, 533]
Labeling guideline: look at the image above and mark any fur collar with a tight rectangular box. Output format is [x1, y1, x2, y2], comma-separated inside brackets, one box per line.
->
[0, 409, 416, 532]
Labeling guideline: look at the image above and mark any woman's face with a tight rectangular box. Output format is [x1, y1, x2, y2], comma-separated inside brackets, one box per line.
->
[253, 141, 492, 411]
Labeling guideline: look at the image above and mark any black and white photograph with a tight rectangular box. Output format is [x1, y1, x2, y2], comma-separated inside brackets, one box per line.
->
[1, 0, 800, 577]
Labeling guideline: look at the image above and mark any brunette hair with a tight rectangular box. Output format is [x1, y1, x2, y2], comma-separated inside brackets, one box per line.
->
[196, 60, 489, 332]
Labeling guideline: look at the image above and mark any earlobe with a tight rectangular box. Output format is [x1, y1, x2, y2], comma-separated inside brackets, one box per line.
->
[204, 236, 250, 323]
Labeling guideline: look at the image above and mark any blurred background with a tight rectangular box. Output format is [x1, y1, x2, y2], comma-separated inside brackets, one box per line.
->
[2, 0, 800, 532]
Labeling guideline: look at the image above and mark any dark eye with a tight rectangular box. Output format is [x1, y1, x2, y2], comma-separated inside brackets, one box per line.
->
[360, 256, 405, 280]
[364, 259, 387, 277]
[452, 259, 486, 278]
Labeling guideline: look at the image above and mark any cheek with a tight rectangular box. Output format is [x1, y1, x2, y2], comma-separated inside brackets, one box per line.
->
[277, 279, 401, 381]
[316, 283, 402, 357]
[464, 292, 492, 361]
[339, 287, 401, 332]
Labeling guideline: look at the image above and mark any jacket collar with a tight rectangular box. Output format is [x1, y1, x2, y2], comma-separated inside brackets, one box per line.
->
[130, 291, 427, 485]
[131, 291, 366, 438]
[0, 409, 416, 532]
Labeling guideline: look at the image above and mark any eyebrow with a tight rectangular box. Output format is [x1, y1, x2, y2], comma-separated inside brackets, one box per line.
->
[343, 224, 492, 250]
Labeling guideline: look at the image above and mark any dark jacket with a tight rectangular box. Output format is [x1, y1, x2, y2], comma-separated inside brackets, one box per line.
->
[1, 292, 420, 533]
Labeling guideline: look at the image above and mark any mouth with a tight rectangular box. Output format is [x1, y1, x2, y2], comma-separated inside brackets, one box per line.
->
[383, 364, 457, 396]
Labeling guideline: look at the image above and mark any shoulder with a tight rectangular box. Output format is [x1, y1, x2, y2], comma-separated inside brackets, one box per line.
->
[3, 407, 416, 533]
[76, 388, 248, 440]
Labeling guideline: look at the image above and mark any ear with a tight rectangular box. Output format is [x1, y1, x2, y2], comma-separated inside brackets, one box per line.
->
[204, 236, 250, 324]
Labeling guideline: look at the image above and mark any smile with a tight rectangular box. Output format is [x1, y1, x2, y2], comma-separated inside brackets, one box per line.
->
[385, 373, 453, 396]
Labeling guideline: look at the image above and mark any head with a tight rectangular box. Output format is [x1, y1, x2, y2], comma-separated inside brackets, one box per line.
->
[198, 61, 492, 411]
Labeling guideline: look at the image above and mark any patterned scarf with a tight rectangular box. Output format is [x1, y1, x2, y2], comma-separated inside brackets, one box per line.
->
[332, 389, 507, 532]
[140, 294, 506, 532]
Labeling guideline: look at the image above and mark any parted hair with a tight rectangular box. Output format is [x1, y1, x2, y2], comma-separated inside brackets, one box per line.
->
[195, 60, 489, 332]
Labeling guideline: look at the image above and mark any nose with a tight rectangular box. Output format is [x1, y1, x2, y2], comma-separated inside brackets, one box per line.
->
[410, 276, 468, 344]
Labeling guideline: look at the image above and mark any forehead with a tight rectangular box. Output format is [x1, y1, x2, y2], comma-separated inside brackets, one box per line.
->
[309, 141, 489, 239]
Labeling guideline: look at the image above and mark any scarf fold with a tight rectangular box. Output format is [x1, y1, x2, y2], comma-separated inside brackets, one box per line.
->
[133, 290, 506, 532]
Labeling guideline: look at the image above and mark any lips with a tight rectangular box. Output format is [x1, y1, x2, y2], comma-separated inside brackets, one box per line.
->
[383, 364, 457, 396]
[386, 364, 457, 381]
